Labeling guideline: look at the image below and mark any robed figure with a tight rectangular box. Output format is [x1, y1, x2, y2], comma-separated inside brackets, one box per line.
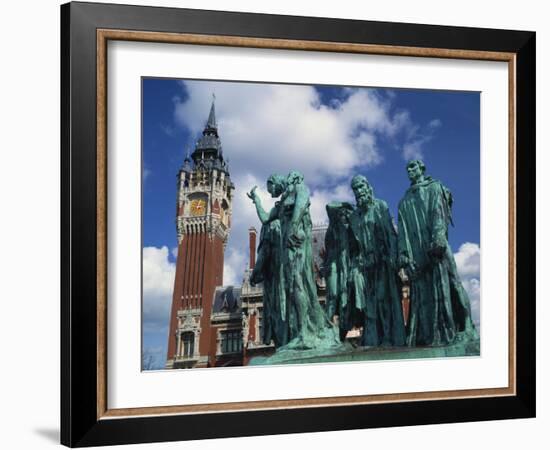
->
[248, 171, 340, 351]
[248, 174, 288, 347]
[397, 160, 477, 346]
[324, 201, 358, 341]
[348, 175, 406, 347]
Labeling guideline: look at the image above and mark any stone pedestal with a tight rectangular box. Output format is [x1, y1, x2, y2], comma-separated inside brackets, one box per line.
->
[249, 338, 480, 366]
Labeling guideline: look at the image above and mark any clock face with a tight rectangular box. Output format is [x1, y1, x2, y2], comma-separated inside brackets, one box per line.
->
[190, 199, 206, 216]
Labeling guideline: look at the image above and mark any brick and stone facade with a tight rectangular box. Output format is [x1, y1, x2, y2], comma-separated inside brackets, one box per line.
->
[166, 98, 234, 369]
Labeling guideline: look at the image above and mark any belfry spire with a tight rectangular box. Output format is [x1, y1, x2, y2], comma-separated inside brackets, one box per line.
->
[206, 93, 217, 130]
[191, 93, 224, 167]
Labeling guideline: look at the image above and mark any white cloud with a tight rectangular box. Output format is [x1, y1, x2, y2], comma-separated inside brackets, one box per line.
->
[309, 183, 354, 225]
[142, 246, 175, 333]
[402, 140, 425, 160]
[231, 172, 276, 232]
[454, 242, 481, 328]
[174, 82, 443, 180]
[402, 134, 432, 161]
[223, 247, 247, 286]
[401, 117, 442, 161]
[454, 242, 481, 279]
[174, 82, 421, 184]
[462, 277, 480, 328]
[222, 172, 275, 285]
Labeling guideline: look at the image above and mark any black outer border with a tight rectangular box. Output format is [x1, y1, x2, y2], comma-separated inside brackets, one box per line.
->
[60, 2, 536, 447]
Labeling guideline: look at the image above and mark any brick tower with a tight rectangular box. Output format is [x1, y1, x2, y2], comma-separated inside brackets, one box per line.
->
[166, 97, 234, 369]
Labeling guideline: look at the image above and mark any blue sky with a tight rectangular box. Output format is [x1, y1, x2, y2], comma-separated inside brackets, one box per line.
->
[141, 78, 481, 369]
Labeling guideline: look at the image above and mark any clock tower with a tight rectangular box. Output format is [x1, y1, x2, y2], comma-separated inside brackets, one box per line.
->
[166, 97, 234, 369]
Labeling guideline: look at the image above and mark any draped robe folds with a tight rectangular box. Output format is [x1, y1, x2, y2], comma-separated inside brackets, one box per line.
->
[397, 177, 478, 346]
[279, 184, 340, 350]
[324, 203, 356, 340]
[349, 199, 406, 347]
[252, 179, 340, 350]
[252, 210, 288, 347]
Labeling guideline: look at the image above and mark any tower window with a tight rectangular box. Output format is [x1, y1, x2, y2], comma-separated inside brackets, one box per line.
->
[220, 330, 242, 354]
[182, 332, 194, 357]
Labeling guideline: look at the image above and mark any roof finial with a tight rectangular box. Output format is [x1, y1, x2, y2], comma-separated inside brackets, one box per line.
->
[206, 93, 217, 129]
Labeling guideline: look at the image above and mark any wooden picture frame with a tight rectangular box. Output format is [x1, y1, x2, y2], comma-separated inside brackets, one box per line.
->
[61, 1, 535, 446]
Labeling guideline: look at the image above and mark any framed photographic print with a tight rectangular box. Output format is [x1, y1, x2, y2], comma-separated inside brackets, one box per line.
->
[61, 1, 535, 447]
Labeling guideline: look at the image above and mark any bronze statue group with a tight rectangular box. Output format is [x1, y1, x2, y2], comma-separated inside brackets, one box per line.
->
[248, 160, 478, 354]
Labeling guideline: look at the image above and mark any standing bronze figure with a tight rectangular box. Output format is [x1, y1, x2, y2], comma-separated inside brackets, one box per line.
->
[248, 174, 288, 347]
[348, 175, 406, 347]
[397, 160, 478, 346]
[324, 201, 355, 341]
[249, 171, 340, 351]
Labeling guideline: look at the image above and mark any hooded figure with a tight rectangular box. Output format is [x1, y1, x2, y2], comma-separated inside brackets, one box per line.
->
[397, 160, 478, 346]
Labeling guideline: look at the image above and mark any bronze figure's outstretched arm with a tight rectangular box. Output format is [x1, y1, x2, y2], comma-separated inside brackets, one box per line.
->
[247, 186, 278, 224]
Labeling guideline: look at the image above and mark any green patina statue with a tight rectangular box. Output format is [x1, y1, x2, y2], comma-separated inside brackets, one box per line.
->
[324, 177, 405, 347]
[347, 175, 406, 347]
[248, 174, 287, 347]
[247, 163, 478, 363]
[248, 171, 341, 351]
[397, 159, 478, 346]
[324, 201, 354, 340]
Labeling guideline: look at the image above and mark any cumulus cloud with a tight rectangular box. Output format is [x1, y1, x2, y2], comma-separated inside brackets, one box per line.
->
[454, 242, 481, 279]
[173, 81, 430, 184]
[462, 277, 480, 329]
[174, 81, 443, 182]
[401, 117, 442, 161]
[402, 140, 425, 160]
[223, 248, 247, 286]
[221, 172, 275, 284]
[231, 173, 275, 232]
[309, 183, 354, 225]
[454, 242, 481, 328]
[142, 246, 175, 333]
